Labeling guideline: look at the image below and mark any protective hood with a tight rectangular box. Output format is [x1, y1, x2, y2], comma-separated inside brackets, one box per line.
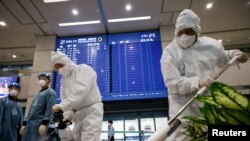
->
[175, 9, 201, 37]
[51, 51, 77, 76]
[51, 51, 72, 65]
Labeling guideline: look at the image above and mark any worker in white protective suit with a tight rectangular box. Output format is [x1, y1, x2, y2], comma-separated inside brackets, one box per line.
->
[51, 51, 104, 141]
[160, 9, 248, 141]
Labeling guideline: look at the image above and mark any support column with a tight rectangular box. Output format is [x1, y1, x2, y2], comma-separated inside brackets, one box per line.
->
[24, 35, 56, 117]
[160, 25, 175, 49]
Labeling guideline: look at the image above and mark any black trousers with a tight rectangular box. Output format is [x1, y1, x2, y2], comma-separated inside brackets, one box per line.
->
[109, 136, 115, 141]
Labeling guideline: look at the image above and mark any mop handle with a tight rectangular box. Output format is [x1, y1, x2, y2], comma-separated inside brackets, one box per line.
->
[146, 56, 239, 141]
[213, 55, 239, 80]
[168, 55, 239, 125]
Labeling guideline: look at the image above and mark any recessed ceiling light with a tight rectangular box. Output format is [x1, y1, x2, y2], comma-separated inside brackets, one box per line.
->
[206, 3, 213, 9]
[125, 4, 132, 11]
[218, 39, 222, 43]
[0, 21, 6, 26]
[108, 16, 151, 23]
[72, 9, 78, 15]
[12, 55, 17, 58]
[43, 0, 70, 3]
[58, 20, 100, 26]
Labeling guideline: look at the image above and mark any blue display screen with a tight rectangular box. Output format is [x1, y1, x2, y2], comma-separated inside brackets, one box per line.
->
[107, 31, 167, 101]
[55, 35, 109, 103]
[54, 30, 167, 102]
[0, 76, 18, 97]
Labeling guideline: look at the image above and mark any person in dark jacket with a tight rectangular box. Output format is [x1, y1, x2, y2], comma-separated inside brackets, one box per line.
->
[0, 83, 23, 141]
[20, 73, 56, 141]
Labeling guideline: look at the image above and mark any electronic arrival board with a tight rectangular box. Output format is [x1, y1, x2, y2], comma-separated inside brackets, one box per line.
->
[108, 30, 167, 101]
[54, 31, 167, 102]
[55, 35, 109, 103]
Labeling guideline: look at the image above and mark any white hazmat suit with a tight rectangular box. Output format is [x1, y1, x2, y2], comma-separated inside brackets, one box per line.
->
[160, 9, 247, 141]
[51, 51, 103, 141]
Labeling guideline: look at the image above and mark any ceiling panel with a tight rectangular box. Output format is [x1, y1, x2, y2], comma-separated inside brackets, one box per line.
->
[32, 0, 105, 36]
[0, 2, 43, 48]
[103, 0, 171, 33]
[162, 0, 192, 12]
[1, 0, 33, 24]
[40, 23, 55, 35]
[171, 11, 180, 24]
[108, 12, 172, 33]
[20, 0, 47, 23]
[191, 0, 250, 32]
[33, 0, 100, 22]
[0, 24, 41, 48]
[103, 0, 161, 18]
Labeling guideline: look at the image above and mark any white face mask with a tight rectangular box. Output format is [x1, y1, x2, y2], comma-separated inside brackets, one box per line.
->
[9, 89, 18, 97]
[39, 79, 46, 87]
[58, 65, 70, 77]
[177, 34, 196, 48]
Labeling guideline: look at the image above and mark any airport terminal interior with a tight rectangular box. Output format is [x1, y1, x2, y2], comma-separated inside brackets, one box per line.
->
[0, 0, 250, 141]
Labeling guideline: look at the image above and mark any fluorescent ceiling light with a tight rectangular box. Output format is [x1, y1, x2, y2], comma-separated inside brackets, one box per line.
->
[108, 16, 151, 23]
[126, 4, 132, 11]
[218, 39, 222, 43]
[0, 21, 6, 26]
[58, 20, 100, 26]
[43, 0, 70, 3]
[206, 3, 213, 9]
[12, 55, 17, 58]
